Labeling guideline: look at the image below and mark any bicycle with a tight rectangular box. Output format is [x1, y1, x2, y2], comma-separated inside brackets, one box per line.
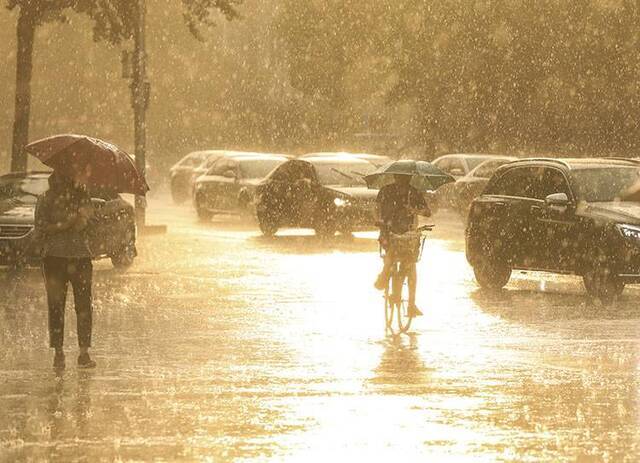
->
[380, 224, 433, 335]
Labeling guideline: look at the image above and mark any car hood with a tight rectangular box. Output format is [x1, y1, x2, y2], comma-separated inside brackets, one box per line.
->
[580, 201, 640, 225]
[0, 202, 35, 225]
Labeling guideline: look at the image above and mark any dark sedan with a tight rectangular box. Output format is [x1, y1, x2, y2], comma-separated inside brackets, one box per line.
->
[254, 156, 378, 237]
[0, 172, 137, 268]
[192, 153, 289, 220]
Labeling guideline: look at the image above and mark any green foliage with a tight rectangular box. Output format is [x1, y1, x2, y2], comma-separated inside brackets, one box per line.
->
[275, 0, 640, 156]
[6, 0, 242, 44]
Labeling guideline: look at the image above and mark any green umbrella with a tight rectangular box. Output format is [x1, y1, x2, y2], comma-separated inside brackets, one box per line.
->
[364, 160, 455, 191]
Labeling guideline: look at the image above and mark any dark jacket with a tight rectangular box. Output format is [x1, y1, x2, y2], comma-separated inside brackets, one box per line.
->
[34, 173, 93, 258]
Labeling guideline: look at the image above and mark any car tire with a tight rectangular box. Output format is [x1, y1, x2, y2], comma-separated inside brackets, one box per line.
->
[314, 219, 336, 239]
[110, 242, 136, 269]
[171, 178, 188, 204]
[473, 257, 511, 290]
[583, 251, 624, 303]
[196, 205, 213, 222]
[258, 213, 278, 237]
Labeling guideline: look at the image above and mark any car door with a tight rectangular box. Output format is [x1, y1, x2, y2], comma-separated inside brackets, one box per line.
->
[530, 167, 578, 271]
[200, 159, 236, 211]
[87, 189, 125, 257]
[481, 167, 542, 268]
[216, 159, 240, 211]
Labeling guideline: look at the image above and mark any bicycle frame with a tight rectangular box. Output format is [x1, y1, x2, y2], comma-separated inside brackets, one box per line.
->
[379, 224, 433, 335]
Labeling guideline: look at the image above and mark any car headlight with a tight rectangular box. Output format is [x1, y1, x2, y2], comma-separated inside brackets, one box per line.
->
[617, 224, 640, 240]
[334, 197, 349, 207]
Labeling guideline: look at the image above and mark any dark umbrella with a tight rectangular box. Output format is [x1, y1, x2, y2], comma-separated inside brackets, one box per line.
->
[364, 160, 455, 191]
[25, 134, 149, 195]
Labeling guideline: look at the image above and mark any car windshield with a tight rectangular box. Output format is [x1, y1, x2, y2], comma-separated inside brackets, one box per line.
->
[0, 176, 49, 204]
[466, 156, 494, 170]
[240, 159, 285, 179]
[314, 162, 377, 187]
[571, 167, 640, 202]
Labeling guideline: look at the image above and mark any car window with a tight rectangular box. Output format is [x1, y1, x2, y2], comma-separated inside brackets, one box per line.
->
[539, 168, 572, 199]
[433, 158, 449, 171]
[239, 159, 285, 179]
[271, 161, 317, 183]
[465, 157, 491, 171]
[487, 167, 545, 199]
[571, 167, 640, 202]
[437, 158, 465, 176]
[181, 153, 202, 167]
[0, 176, 49, 204]
[473, 161, 500, 178]
[207, 159, 229, 176]
[313, 161, 377, 187]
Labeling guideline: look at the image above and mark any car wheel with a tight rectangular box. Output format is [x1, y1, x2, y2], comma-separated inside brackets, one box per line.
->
[473, 257, 511, 290]
[196, 205, 213, 222]
[583, 252, 624, 303]
[171, 178, 188, 204]
[110, 242, 136, 269]
[258, 213, 278, 237]
[314, 219, 336, 239]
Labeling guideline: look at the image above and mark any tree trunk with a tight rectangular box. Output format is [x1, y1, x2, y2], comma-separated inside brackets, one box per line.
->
[11, 8, 36, 172]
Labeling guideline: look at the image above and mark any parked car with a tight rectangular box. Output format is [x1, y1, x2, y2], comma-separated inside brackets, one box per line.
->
[301, 152, 392, 167]
[254, 156, 379, 237]
[452, 157, 517, 219]
[186, 151, 290, 200]
[465, 157, 640, 301]
[193, 153, 288, 220]
[169, 150, 221, 203]
[0, 171, 137, 268]
[433, 153, 512, 209]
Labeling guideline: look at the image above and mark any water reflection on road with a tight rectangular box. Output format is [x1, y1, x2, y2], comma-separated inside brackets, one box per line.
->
[0, 199, 638, 461]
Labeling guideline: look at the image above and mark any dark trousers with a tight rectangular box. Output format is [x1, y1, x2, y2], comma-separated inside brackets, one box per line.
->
[42, 256, 93, 348]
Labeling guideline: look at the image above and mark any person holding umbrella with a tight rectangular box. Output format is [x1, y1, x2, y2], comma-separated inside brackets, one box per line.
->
[365, 160, 453, 317]
[35, 163, 97, 369]
[27, 134, 149, 370]
[374, 173, 431, 317]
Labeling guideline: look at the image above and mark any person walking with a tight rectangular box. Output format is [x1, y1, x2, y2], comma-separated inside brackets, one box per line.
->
[34, 165, 97, 369]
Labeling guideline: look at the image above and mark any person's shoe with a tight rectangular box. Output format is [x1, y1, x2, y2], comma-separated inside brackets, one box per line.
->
[53, 352, 65, 370]
[77, 353, 97, 369]
[374, 272, 387, 291]
[408, 304, 423, 317]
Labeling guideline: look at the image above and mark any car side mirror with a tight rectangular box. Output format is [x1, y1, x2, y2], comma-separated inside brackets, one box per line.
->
[450, 168, 464, 177]
[545, 192, 570, 211]
[223, 170, 237, 180]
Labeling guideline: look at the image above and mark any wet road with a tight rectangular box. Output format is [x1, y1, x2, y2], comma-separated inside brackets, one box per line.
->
[1, 197, 639, 462]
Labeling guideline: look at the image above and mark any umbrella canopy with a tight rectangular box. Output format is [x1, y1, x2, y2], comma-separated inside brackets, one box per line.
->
[364, 160, 455, 191]
[25, 134, 149, 195]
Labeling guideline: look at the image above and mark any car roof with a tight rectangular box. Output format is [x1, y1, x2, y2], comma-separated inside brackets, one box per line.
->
[466, 157, 518, 173]
[303, 156, 375, 165]
[225, 153, 288, 161]
[302, 151, 389, 160]
[434, 153, 499, 161]
[504, 157, 640, 170]
[188, 150, 225, 157]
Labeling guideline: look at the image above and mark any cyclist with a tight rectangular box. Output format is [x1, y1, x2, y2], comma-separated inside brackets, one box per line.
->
[374, 174, 431, 317]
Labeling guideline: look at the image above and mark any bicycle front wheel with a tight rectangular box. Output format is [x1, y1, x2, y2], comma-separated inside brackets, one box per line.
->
[393, 272, 413, 334]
